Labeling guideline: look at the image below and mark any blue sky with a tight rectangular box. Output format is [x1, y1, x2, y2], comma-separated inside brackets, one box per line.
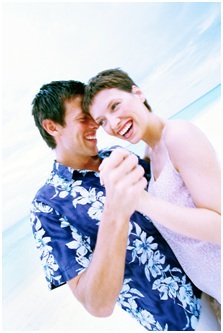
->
[2, 2, 220, 116]
[1, 2, 221, 229]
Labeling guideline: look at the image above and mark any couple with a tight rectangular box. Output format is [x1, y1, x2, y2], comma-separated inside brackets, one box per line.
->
[30, 69, 220, 331]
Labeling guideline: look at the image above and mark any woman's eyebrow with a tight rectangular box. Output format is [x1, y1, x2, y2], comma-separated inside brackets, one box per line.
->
[107, 99, 115, 110]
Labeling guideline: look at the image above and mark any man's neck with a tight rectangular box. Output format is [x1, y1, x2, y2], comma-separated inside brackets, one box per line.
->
[56, 154, 101, 172]
[79, 155, 102, 171]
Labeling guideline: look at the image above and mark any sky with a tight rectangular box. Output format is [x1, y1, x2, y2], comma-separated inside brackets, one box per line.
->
[1, 1, 221, 230]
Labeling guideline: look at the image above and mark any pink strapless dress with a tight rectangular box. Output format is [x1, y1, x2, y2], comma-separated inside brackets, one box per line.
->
[148, 153, 221, 303]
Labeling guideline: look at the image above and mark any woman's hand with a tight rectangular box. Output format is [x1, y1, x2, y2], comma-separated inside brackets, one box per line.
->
[99, 148, 147, 218]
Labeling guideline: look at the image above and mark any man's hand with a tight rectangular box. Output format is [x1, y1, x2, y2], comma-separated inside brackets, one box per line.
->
[99, 148, 147, 218]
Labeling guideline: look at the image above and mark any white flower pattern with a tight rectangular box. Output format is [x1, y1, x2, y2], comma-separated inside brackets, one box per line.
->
[30, 151, 201, 331]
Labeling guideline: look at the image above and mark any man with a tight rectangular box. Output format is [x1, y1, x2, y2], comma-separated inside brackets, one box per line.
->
[30, 80, 201, 331]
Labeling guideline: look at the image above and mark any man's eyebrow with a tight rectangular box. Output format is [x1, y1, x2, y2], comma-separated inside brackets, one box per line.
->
[75, 110, 85, 117]
[72, 113, 85, 120]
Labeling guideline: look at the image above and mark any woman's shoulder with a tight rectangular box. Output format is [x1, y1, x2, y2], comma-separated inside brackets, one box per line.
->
[163, 119, 215, 167]
[163, 120, 206, 164]
[165, 119, 195, 134]
[163, 119, 201, 146]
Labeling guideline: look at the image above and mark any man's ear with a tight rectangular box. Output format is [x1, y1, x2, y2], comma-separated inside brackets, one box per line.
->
[42, 119, 58, 136]
[132, 85, 146, 102]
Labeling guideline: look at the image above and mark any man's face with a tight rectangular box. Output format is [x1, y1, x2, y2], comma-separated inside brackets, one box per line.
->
[56, 96, 99, 158]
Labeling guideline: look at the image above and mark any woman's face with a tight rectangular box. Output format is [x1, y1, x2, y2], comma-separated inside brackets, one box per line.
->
[89, 87, 149, 144]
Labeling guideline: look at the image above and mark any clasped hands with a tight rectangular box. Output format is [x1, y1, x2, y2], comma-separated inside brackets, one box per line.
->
[99, 148, 147, 217]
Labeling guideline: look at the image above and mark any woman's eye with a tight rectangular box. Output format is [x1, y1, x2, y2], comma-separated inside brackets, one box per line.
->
[98, 119, 106, 127]
[111, 102, 119, 111]
[99, 120, 105, 126]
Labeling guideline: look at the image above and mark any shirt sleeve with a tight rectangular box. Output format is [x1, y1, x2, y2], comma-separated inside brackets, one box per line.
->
[30, 199, 93, 290]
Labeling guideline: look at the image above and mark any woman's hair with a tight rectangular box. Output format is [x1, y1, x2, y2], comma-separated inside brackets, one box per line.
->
[83, 68, 152, 113]
[32, 80, 85, 148]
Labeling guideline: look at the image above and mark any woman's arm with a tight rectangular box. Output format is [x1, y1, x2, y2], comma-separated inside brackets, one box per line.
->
[138, 190, 220, 244]
[139, 120, 221, 244]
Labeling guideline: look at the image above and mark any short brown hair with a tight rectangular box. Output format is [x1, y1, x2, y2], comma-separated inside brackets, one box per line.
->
[83, 68, 152, 113]
[32, 80, 85, 149]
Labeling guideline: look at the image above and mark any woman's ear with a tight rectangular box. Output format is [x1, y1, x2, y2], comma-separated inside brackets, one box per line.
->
[42, 119, 58, 136]
[132, 85, 146, 102]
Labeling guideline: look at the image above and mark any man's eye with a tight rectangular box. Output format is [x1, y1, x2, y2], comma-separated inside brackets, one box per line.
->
[79, 116, 88, 122]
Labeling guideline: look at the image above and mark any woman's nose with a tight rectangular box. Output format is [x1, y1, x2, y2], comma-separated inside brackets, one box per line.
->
[110, 117, 121, 130]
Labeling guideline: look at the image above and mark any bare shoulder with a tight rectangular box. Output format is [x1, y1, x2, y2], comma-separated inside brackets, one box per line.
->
[163, 119, 216, 167]
[164, 119, 211, 150]
[164, 119, 200, 141]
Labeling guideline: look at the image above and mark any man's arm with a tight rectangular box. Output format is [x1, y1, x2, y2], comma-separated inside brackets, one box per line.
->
[68, 148, 147, 317]
[68, 206, 130, 316]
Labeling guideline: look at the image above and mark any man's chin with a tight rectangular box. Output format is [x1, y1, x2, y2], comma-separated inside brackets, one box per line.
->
[90, 147, 99, 156]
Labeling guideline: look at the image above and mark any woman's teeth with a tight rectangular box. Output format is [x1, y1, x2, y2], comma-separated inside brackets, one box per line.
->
[119, 122, 132, 136]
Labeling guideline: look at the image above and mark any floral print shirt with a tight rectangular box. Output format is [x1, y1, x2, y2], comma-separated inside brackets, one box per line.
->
[30, 148, 201, 331]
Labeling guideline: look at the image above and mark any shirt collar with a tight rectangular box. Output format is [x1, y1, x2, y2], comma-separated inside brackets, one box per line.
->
[52, 147, 116, 181]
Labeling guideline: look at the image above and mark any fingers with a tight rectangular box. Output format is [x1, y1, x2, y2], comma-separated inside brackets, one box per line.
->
[99, 147, 146, 190]
[111, 154, 139, 178]
[99, 148, 131, 172]
[124, 162, 145, 186]
[99, 148, 147, 219]
[100, 149, 139, 186]
[117, 164, 147, 191]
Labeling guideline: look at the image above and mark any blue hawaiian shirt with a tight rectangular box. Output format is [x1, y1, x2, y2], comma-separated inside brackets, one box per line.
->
[30, 147, 201, 331]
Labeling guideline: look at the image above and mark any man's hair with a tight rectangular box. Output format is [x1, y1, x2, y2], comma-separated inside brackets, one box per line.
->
[32, 80, 85, 149]
[83, 68, 152, 113]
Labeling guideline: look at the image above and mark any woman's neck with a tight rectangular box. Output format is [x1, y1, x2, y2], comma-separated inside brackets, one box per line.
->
[143, 115, 166, 149]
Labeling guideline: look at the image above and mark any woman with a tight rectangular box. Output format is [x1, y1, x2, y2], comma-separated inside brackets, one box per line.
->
[83, 68, 221, 305]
